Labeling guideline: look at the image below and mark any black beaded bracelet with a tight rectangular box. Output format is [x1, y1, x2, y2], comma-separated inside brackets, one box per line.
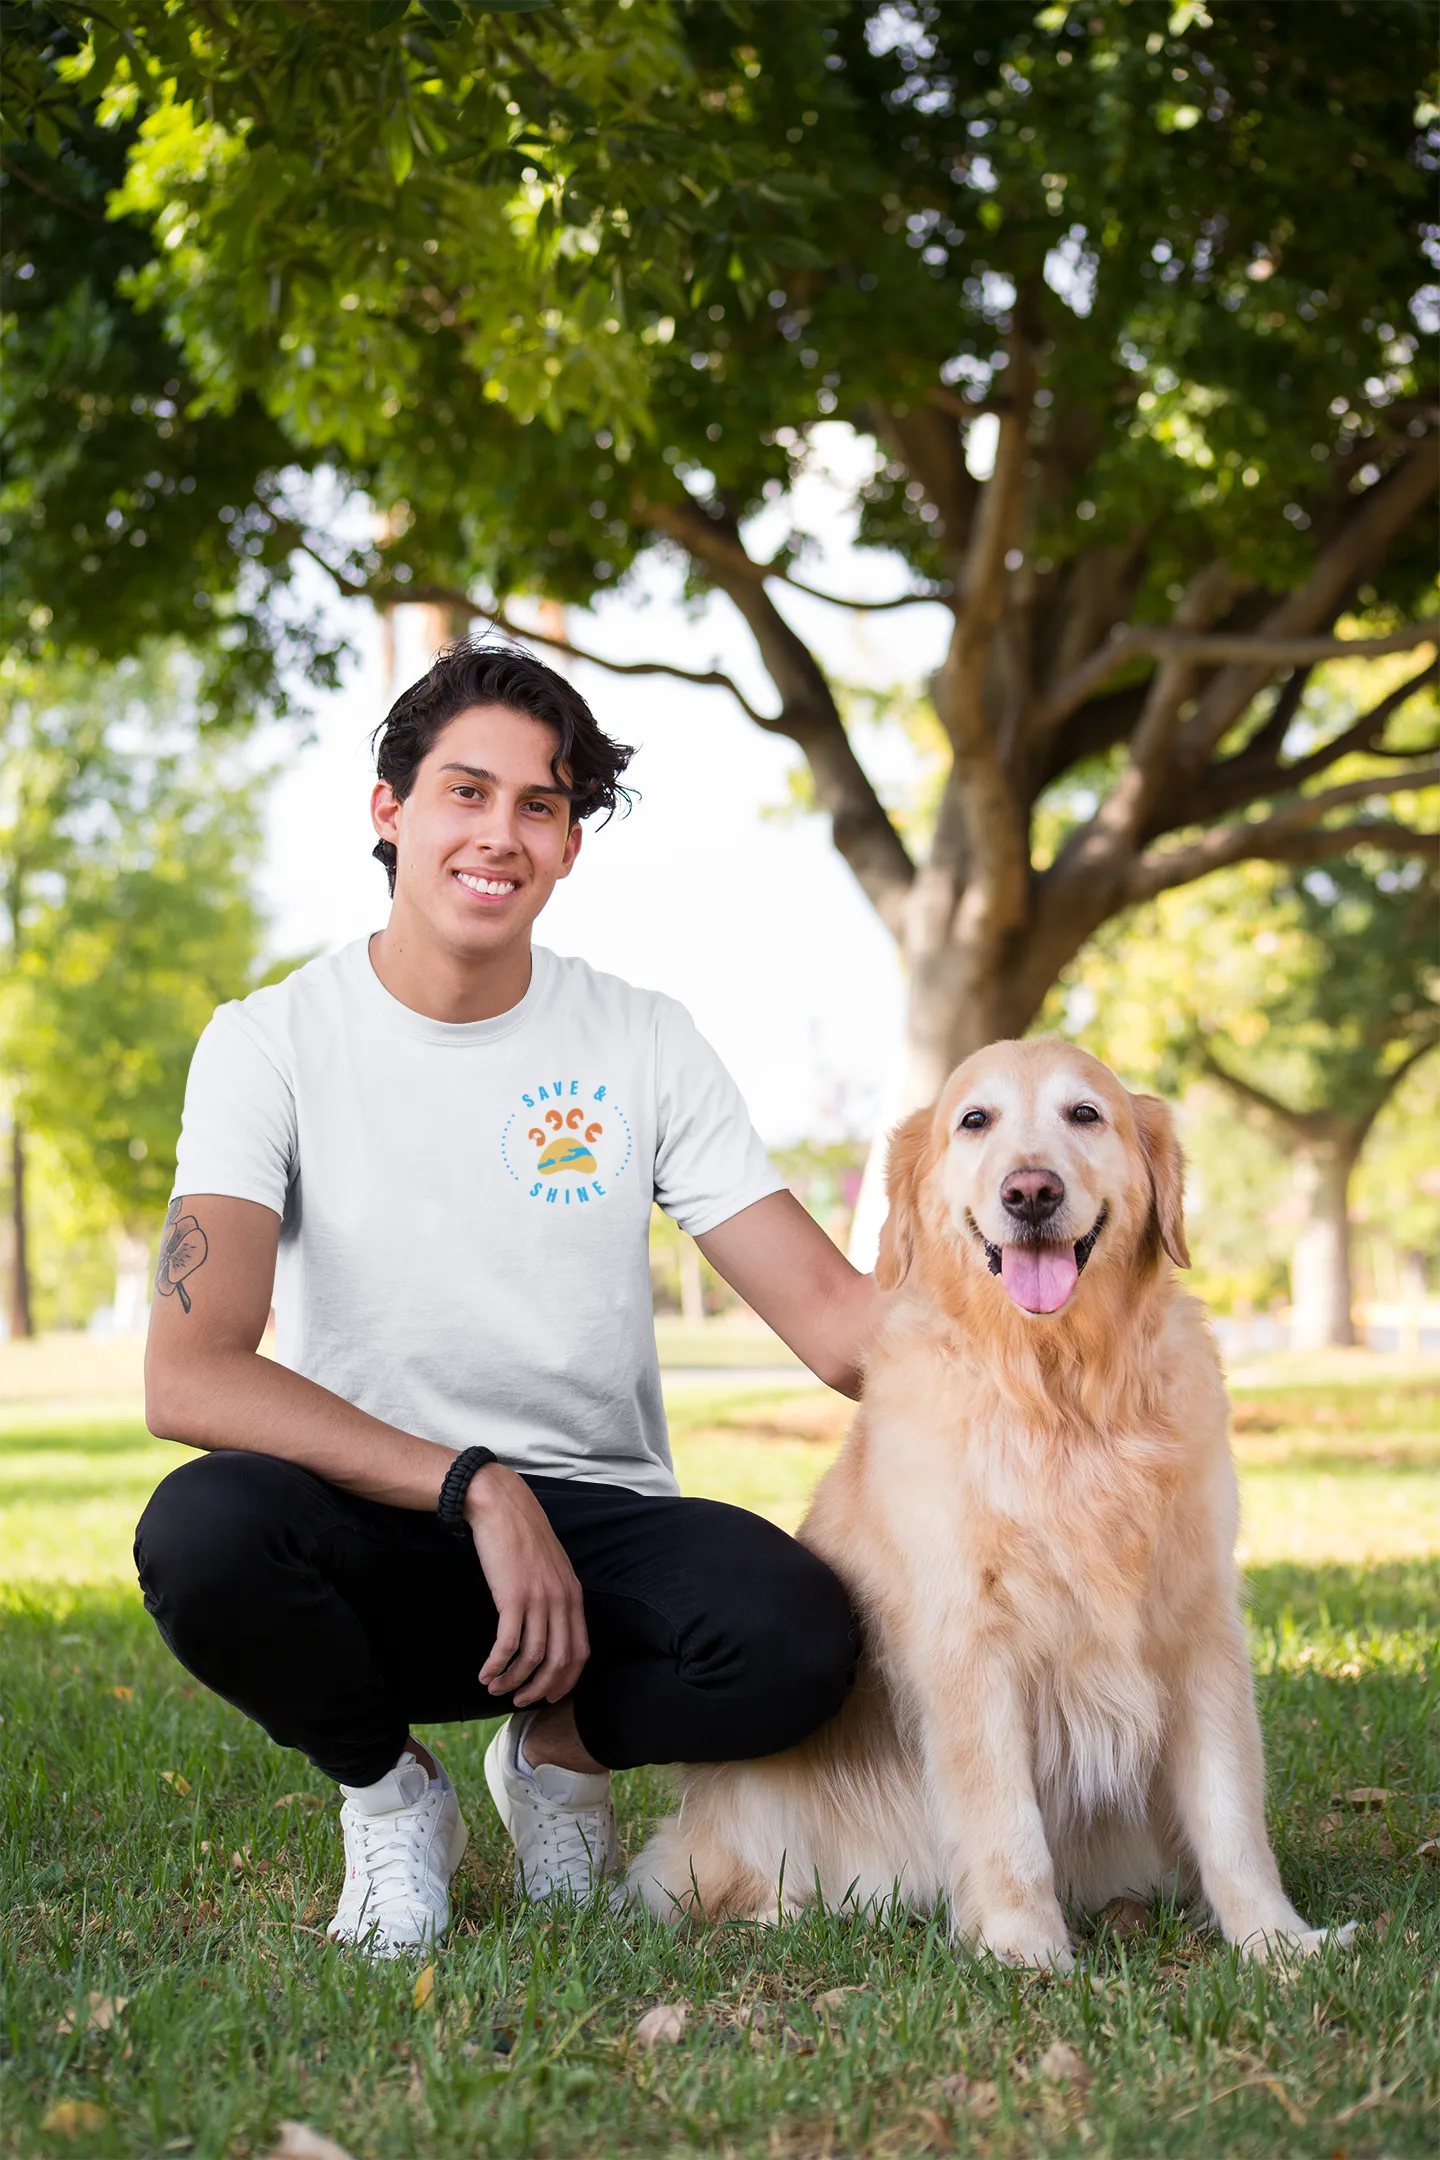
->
[436, 1445, 499, 1533]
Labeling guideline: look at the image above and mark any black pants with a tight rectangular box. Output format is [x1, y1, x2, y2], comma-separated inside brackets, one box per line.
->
[134, 1451, 857, 1788]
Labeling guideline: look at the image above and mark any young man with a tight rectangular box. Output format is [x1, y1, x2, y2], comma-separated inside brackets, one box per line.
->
[137, 641, 881, 1956]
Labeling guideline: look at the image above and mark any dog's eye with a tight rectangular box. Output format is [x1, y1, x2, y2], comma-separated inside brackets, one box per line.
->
[958, 1108, 989, 1132]
[1070, 1103, 1102, 1126]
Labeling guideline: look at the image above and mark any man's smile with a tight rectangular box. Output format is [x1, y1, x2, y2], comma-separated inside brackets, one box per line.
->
[453, 869, 519, 900]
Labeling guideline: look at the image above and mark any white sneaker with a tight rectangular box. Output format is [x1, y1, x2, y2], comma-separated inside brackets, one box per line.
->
[327, 1751, 469, 1958]
[484, 1713, 618, 1903]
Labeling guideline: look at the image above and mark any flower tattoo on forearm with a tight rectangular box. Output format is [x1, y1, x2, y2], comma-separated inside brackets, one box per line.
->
[155, 1197, 209, 1315]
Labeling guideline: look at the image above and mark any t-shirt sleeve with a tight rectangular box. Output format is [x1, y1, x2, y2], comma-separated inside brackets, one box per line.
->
[171, 1000, 296, 1219]
[651, 999, 785, 1237]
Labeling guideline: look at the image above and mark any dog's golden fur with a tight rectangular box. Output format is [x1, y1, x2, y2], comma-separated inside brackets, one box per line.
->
[631, 1038, 1344, 1965]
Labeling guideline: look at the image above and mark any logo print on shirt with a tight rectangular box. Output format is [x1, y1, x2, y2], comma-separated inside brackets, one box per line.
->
[500, 1080, 632, 1206]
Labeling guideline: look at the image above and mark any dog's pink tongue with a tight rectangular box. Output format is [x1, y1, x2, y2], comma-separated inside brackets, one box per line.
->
[1000, 1244, 1078, 1313]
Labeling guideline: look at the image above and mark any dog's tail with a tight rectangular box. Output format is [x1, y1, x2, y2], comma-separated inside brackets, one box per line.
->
[627, 1806, 774, 1924]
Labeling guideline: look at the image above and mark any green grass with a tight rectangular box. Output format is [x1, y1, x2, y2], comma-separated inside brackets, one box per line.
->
[2, 1375, 1438, 2158]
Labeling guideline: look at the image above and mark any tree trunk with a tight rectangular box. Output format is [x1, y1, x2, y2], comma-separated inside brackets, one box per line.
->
[903, 943, 1046, 1102]
[9, 1117, 33, 1342]
[848, 934, 1041, 1266]
[1289, 1133, 1361, 1351]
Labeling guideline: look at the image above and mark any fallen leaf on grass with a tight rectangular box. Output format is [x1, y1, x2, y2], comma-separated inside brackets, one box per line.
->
[1334, 1787, 1390, 1809]
[273, 1792, 325, 1813]
[812, 1986, 864, 2013]
[265, 2125, 359, 2160]
[160, 1771, 191, 1795]
[1035, 2041, 1092, 2090]
[40, 2100, 110, 2136]
[1416, 1837, 1439, 1860]
[1094, 1896, 1149, 1938]
[909, 2105, 953, 2149]
[412, 1964, 435, 2011]
[632, 2003, 688, 2048]
[55, 1993, 129, 2036]
[111, 1686, 132, 1701]
[938, 2072, 1000, 2119]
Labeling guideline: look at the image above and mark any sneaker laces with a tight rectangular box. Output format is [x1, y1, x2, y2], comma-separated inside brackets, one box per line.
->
[350, 1796, 438, 1906]
[529, 1802, 610, 1885]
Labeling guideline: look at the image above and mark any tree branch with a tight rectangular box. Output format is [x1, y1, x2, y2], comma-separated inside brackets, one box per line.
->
[1226, 663, 1313, 772]
[1127, 761, 1439, 901]
[1176, 449, 1440, 770]
[1060, 562, 1238, 869]
[926, 320, 1037, 942]
[779, 574, 954, 613]
[1273, 658, 1439, 787]
[484, 602, 772, 723]
[868, 398, 977, 558]
[1352, 1027, 1440, 1147]
[1203, 1023, 1440, 1155]
[643, 502, 916, 931]
[1036, 619, 1440, 738]
[1199, 1048, 1325, 1147]
[1196, 658, 1438, 820]
[927, 385, 1008, 422]
[292, 543, 777, 723]
[0, 152, 109, 222]
[640, 503, 948, 612]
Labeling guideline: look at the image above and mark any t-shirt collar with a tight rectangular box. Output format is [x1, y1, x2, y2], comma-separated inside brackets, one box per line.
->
[346, 936, 553, 1047]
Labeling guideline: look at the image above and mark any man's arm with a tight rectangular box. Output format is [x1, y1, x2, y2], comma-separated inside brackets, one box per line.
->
[695, 1190, 884, 1399]
[145, 1193, 588, 1707]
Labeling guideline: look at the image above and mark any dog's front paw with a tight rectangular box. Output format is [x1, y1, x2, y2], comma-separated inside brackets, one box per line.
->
[1236, 1919, 1359, 1963]
[970, 1913, 1075, 1974]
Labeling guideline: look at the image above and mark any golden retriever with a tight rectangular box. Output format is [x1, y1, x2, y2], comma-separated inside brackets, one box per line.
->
[631, 1038, 1351, 1966]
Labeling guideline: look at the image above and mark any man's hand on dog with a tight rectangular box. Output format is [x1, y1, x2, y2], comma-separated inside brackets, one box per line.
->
[465, 1466, 590, 1706]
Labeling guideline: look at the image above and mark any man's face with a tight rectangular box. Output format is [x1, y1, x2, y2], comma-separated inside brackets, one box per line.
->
[370, 704, 582, 957]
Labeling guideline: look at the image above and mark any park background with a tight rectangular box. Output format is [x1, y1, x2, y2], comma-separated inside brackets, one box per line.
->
[2, 4, 1437, 2158]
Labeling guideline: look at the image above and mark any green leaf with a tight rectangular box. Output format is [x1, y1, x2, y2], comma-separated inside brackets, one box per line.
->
[764, 236, 829, 269]
[382, 110, 415, 184]
[367, 0, 411, 28]
[416, 0, 465, 30]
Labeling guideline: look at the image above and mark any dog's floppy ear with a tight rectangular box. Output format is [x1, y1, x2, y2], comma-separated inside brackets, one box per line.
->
[875, 1106, 933, 1290]
[1131, 1093, 1190, 1269]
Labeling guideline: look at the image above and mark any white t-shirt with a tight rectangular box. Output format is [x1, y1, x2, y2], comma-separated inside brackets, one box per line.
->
[171, 938, 784, 1495]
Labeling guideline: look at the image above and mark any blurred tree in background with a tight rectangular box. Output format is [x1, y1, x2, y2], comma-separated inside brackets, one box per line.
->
[1049, 822, 1438, 1345]
[0, 6, 346, 720]
[1199, 858, 1437, 1349]
[4, 0, 1435, 1114]
[0, 651, 282, 1334]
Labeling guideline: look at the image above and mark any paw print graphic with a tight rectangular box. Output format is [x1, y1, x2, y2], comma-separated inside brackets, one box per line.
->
[529, 1105, 605, 1178]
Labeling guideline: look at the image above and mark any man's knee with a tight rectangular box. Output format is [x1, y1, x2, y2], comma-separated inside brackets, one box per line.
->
[684, 1515, 858, 1756]
[134, 1451, 312, 1625]
[747, 1543, 858, 1746]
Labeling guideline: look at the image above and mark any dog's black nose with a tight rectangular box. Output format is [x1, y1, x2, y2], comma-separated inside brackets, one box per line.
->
[1000, 1166, 1065, 1227]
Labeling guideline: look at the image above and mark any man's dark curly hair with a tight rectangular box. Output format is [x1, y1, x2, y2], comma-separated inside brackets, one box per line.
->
[370, 639, 635, 894]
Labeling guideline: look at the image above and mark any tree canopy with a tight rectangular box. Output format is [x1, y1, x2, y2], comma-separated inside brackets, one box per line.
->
[6, 0, 1437, 1088]
[1, 649, 280, 1328]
